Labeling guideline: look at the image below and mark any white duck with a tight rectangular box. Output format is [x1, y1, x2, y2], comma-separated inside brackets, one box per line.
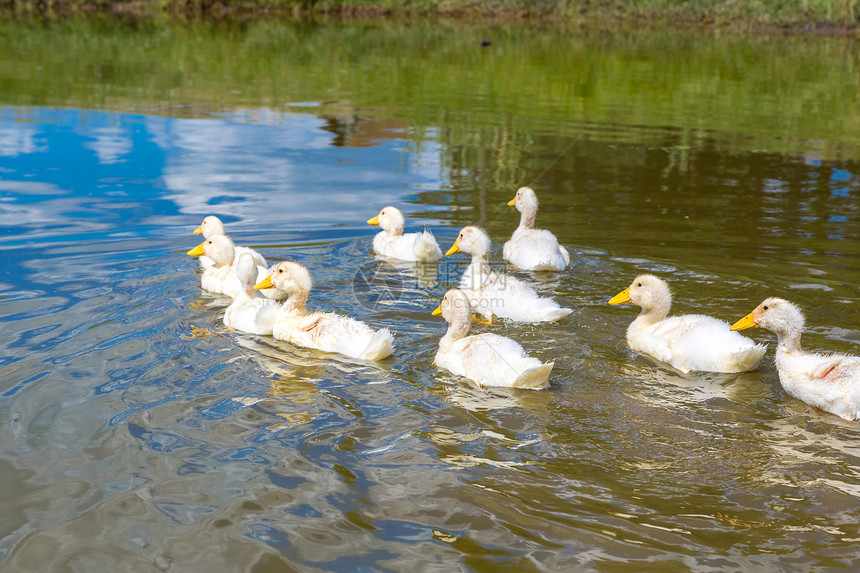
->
[609, 274, 766, 373]
[432, 289, 553, 389]
[731, 298, 860, 420]
[193, 215, 267, 270]
[446, 226, 572, 323]
[187, 234, 284, 300]
[503, 187, 570, 271]
[367, 206, 442, 262]
[254, 261, 394, 361]
[223, 253, 281, 335]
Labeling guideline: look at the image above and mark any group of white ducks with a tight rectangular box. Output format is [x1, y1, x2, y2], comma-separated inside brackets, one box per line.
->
[187, 187, 860, 421]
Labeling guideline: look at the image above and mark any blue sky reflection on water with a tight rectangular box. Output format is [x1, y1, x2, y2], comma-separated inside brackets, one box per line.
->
[0, 106, 446, 249]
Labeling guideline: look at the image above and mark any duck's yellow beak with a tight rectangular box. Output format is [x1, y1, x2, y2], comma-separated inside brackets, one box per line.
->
[730, 312, 757, 331]
[193, 224, 203, 235]
[471, 314, 492, 325]
[608, 288, 631, 305]
[253, 275, 274, 290]
[431, 303, 442, 316]
[187, 242, 205, 256]
[445, 238, 460, 256]
[507, 197, 517, 207]
[367, 215, 379, 226]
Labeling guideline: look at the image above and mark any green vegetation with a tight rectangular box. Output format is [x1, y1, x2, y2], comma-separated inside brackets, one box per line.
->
[2, 0, 859, 29]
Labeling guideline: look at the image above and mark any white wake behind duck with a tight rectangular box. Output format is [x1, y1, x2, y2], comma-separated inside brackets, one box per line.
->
[446, 226, 572, 323]
[503, 187, 570, 271]
[367, 206, 442, 262]
[732, 297, 860, 421]
[193, 215, 268, 270]
[254, 261, 394, 361]
[223, 253, 281, 335]
[432, 289, 552, 389]
[609, 274, 766, 373]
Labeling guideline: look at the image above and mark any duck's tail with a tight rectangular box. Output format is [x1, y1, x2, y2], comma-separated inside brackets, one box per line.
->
[512, 362, 554, 390]
[361, 328, 395, 361]
[413, 229, 442, 262]
[731, 343, 768, 372]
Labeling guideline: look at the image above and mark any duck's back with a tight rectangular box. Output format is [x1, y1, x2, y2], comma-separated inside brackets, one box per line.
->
[776, 350, 860, 420]
[632, 314, 766, 373]
[274, 310, 393, 360]
[503, 229, 569, 271]
[224, 296, 280, 335]
[436, 333, 551, 389]
[201, 264, 243, 298]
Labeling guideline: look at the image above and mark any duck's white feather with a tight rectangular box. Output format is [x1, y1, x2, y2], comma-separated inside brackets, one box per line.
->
[629, 313, 766, 373]
[223, 254, 281, 335]
[503, 187, 569, 271]
[610, 274, 766, 374]
[433, 289, 552, 389]
[436, 333, 553, 389]
[733, 297, 860, 420]
[273, 311, 394, 361]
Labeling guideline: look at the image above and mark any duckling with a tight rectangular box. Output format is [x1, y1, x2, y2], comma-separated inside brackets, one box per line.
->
[503, 187, 570, 271]
[223, 253, 281, 335]
[367, 206, 442, 262]
[446, 226, 572, 323]
[254, 261, 394, 361]
[732, 297, 860, 420]
[187, 234, 245, 298]
[432, 289, 552, 389]
[609, 274, 766, 373]
[193, 215, 267, 270]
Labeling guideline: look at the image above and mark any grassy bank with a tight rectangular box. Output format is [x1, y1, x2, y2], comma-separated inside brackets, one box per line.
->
[2, 0, 859, 29]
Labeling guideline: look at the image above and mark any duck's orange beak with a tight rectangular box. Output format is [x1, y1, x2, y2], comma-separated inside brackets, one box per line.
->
[730, 311, 757, 331]
[445, 238, 460, 256]
[187, 242, 205, 256]
[253, 275, 274, 290]
[608, 287, 631, 305]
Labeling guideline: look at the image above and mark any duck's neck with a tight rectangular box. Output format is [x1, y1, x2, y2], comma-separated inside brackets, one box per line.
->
[774, 327, 802, 354]
[518, 207, 536, 231]
[382, 226, 403, 237]
[279, 291, 308, 315]
[630, 301, 671, 330]
[440, 315, 470, 351]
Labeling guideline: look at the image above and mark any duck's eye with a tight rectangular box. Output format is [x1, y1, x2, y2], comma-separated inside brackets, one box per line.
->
[637, 282, 642, 287]
[278, 268, 284, 273]
[763, 305, 769, 310]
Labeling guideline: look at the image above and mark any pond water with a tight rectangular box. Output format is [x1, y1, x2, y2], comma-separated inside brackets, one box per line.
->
[1, 16, 860, 572]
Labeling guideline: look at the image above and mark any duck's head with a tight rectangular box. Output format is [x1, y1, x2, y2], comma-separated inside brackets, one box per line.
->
[194, 215, 226, 238]
[254, 261, 312, 299]
[432, 288, 472, 322]
[187, 233, 235, 267]
[508, 186, 539, 214]
[446, 226, 490, 258]
[367, 206, 405, 235]
[731, 297, 804, 335]
[609, 274, 672, 314]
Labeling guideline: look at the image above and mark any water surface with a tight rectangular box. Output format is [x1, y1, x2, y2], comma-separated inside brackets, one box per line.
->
[1, 18, 860, 572]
